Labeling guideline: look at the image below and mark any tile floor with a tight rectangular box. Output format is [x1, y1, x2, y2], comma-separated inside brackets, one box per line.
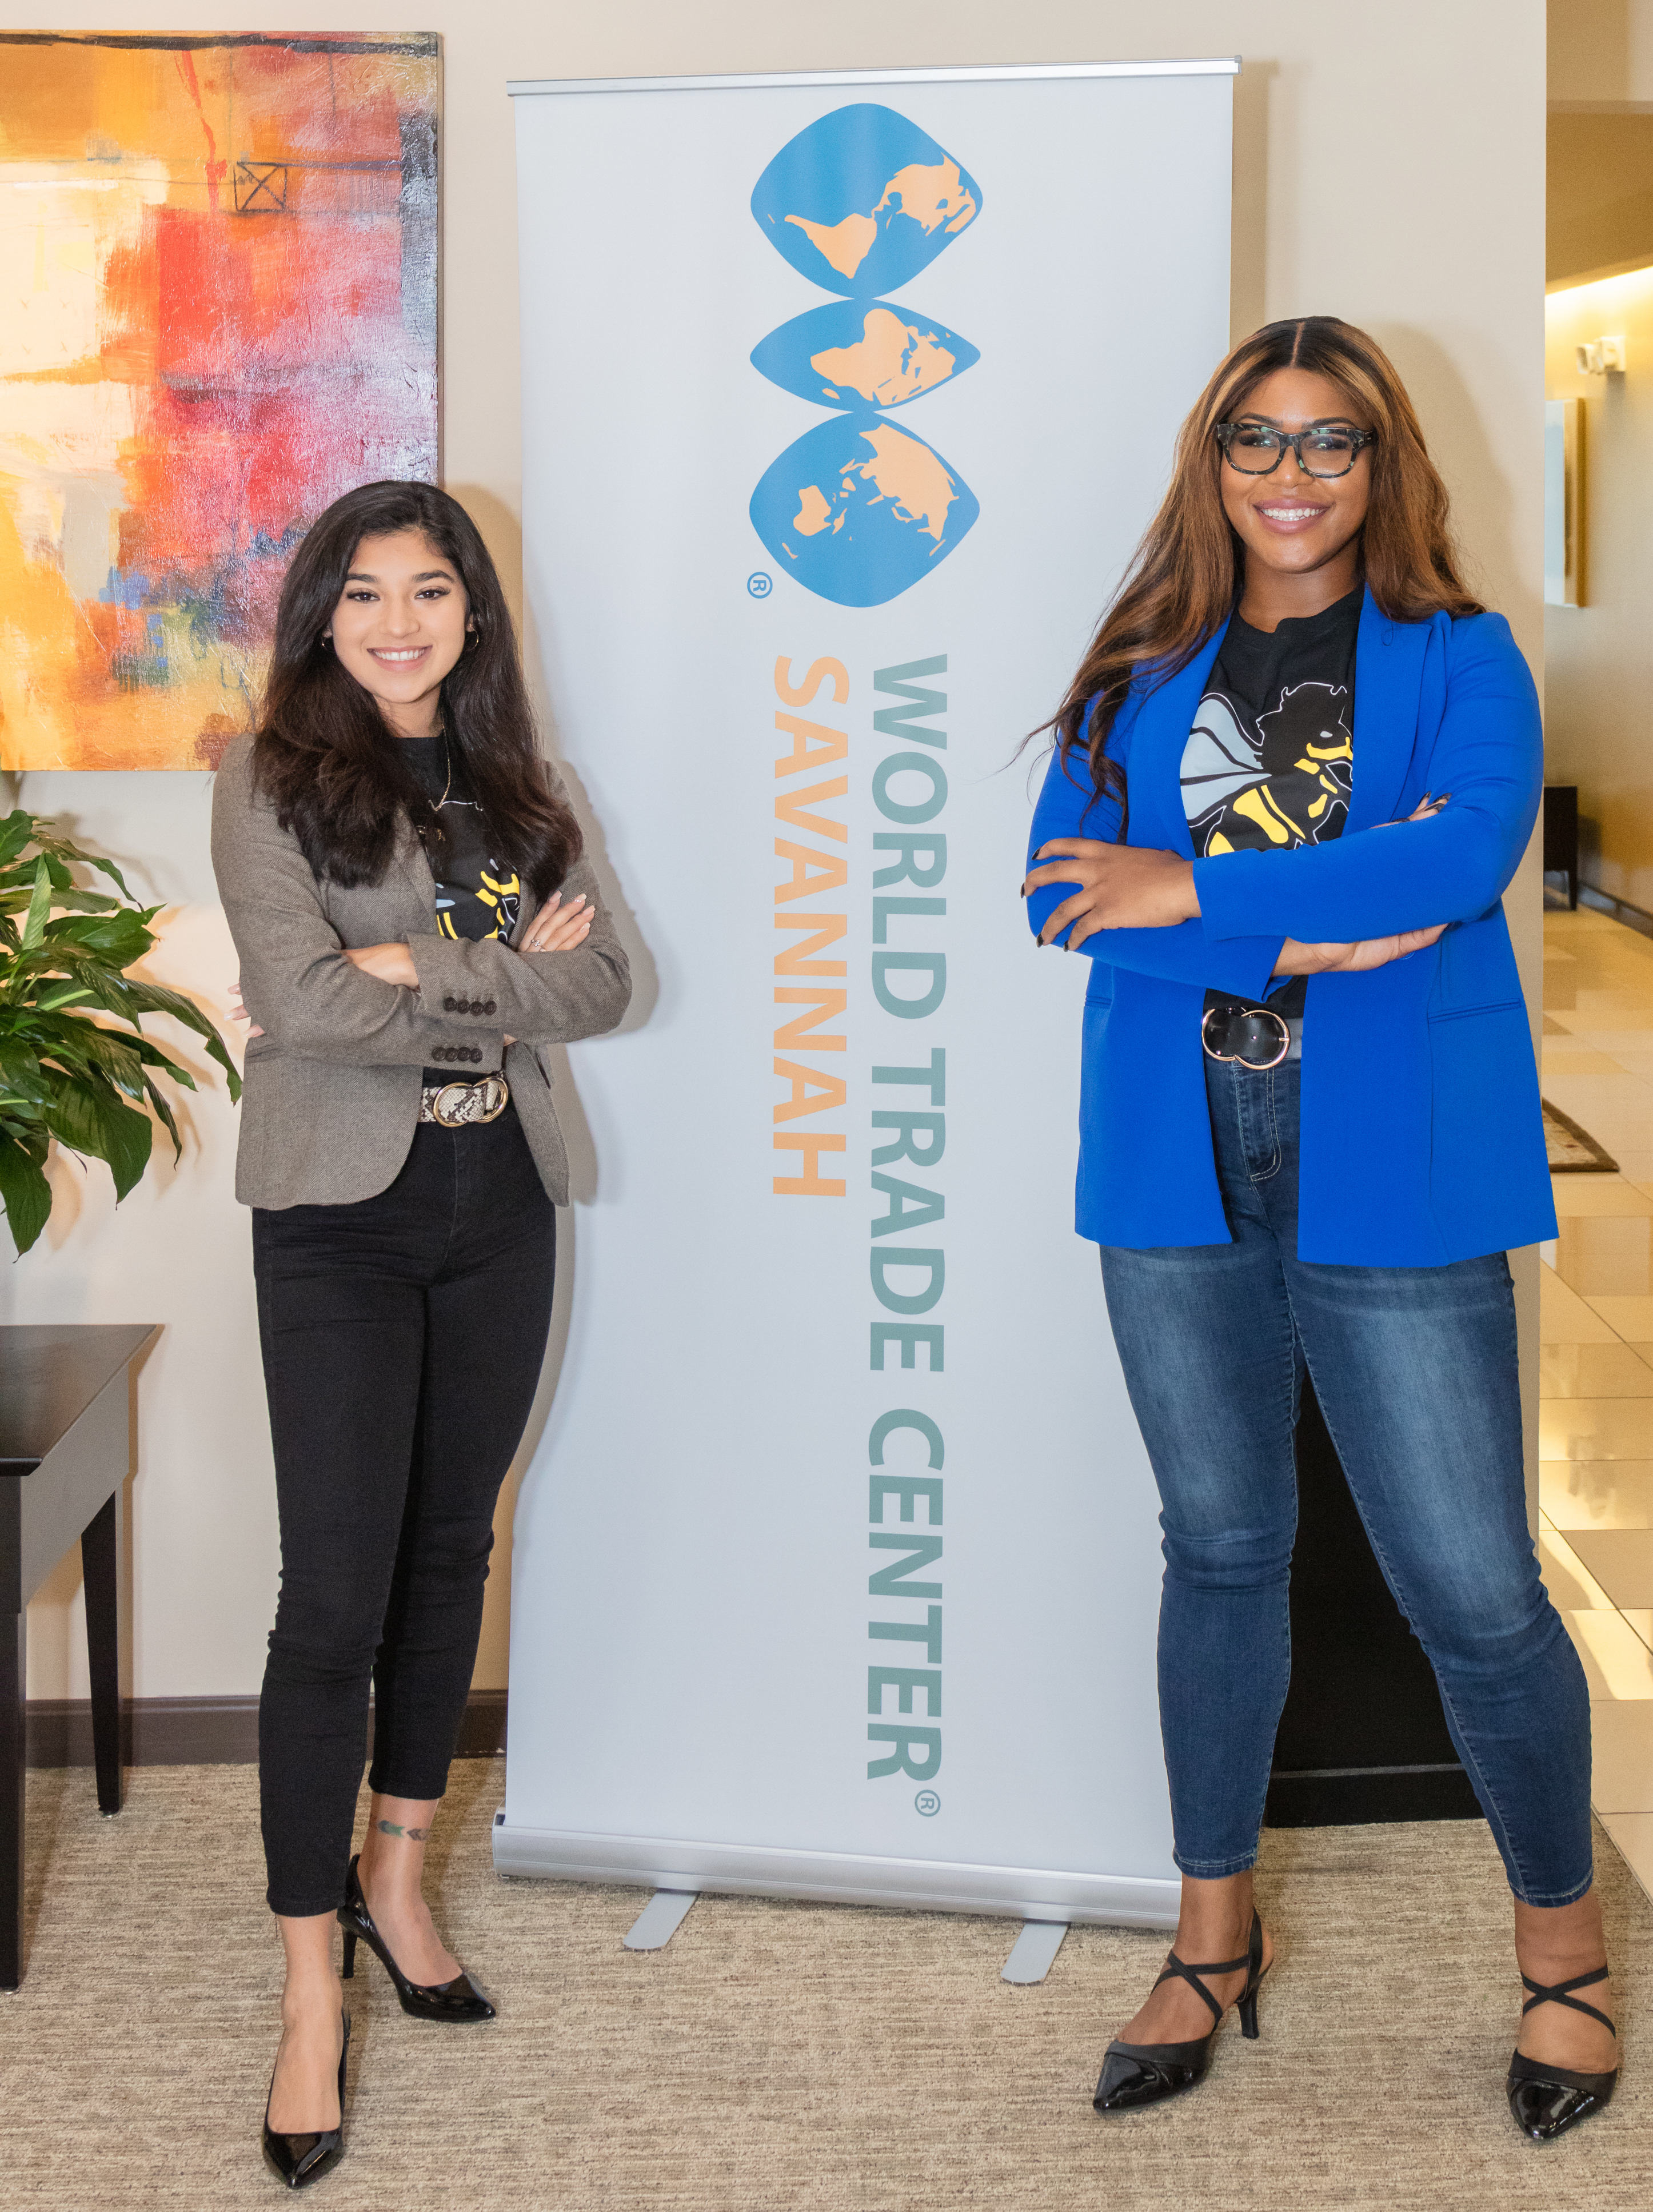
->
[1540, 904, 1653, 1896]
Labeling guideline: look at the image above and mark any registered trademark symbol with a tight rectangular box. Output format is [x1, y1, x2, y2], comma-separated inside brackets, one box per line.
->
[746, 571, 773, 598]
[914, 1789, 940, 1817]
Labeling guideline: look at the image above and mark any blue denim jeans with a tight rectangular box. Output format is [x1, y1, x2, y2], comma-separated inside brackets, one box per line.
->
[1099, 1054, 1592, 1907]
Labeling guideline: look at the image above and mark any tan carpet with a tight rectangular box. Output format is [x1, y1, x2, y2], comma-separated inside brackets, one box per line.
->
[2, 1761, 1650, 2210]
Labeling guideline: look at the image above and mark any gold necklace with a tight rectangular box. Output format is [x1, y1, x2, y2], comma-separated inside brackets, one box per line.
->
[413, 732, 452, 849]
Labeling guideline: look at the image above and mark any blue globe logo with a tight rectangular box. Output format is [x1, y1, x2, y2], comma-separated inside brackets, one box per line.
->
[748, 105, 983, 608]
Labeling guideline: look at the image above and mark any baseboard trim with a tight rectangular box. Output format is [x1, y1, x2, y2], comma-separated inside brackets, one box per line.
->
[1577, 883, 1653, 940]
[25, 1688, 509, 1768]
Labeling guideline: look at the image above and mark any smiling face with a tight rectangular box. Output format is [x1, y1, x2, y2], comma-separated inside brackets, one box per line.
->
[1219, 366, 1372, 598]
[324, 528, 472, 738]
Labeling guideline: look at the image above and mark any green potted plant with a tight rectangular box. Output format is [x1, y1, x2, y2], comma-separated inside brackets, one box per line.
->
[0, 807, 239, 1255]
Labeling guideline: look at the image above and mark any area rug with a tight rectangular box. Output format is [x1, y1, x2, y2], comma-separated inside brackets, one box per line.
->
[1544, 1098, 1620, 1172]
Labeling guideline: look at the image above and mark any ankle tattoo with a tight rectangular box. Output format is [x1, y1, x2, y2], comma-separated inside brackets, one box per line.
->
[376, 1818, 434, 1842]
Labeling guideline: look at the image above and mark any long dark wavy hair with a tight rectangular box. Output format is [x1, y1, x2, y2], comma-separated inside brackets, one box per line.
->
[1044, 316, 1483, 830]
[253, 481, 581, 894]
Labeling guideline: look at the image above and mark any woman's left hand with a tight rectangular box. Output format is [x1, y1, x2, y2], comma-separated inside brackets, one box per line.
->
[517, 891, 591, 954]
[1023, 840, 1199, 948]
[1274, 925, 1446, 975]
[342, 942, 420, 987]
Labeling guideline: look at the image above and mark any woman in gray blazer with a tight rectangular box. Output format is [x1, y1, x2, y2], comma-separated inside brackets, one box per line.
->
[212, 481, 629, 2189]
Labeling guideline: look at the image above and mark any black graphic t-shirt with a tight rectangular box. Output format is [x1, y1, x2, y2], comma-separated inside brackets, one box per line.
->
[400, 734, 522, 944]
[399, 734, 521, 1082]
[1181, 586, 1360, 1018]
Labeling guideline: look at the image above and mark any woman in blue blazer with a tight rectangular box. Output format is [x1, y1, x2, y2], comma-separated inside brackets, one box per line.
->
[1025, 318, 1612, 2142]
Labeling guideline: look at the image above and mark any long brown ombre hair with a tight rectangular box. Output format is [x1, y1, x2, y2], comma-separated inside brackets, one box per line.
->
[1048, 317, 1483, 828]
[253, 481, 581, 896]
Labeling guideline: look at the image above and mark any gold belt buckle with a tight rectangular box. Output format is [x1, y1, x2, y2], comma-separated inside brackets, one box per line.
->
[431, 1075, 509, 1129]
[1201, 1005, 1291, 1072]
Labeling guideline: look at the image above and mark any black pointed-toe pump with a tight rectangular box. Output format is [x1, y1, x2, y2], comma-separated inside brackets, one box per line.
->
[1506, 1965, 1618, 2142]
[338, 1854, 496, 2023]
[262, 2012, 349, 2190]
[1093, 1910, 1268, 2114]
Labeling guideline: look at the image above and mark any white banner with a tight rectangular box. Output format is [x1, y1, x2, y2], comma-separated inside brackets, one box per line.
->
[499, 62, 1235, 1925]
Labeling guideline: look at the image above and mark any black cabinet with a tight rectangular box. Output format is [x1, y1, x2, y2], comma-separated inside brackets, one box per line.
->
[1264, 1380, 1481, 1828]
[1544, 784, 1579, 910]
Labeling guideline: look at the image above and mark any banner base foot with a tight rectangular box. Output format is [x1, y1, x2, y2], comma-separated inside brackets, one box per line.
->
[491, 1820, 1179, 1928]
[1001, 1918, 1069, 1984]
[623, 1888, 698, 1951]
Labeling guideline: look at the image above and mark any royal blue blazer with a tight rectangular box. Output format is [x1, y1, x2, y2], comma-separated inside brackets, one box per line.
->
[1025, 590, 1557, 1264]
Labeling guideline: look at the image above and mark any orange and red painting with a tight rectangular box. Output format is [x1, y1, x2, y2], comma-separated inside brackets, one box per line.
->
[0, 31, 438, 770]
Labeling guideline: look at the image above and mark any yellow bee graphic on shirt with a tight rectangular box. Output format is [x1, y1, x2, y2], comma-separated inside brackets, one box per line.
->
[434, 863, 522, 940]
[1181, 681, 1353, 855]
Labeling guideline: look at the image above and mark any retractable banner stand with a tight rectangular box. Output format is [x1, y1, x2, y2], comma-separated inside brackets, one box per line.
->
[498, 61, 1236, 1929]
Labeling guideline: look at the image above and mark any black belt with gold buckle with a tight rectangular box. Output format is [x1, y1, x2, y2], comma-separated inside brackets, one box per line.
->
[1200, 1003, 1300, 1071]
[419, 1074, 510, 1128]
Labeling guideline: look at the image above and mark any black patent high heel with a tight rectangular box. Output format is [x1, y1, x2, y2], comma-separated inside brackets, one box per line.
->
[262, 2011, 349, 2190]
[1093, 1909, 1267, 2113]
[1507, 1966, 1618, 2142]
[338, 1853, 496, 2023]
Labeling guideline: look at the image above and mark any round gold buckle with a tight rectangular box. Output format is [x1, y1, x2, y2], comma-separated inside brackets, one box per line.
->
[431, 1075, 509, 1129]
[1201, 1006, 1290, 1072]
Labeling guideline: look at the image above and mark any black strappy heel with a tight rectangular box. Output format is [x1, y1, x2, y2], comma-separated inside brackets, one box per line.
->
[1093, 1910, 1268, 2113]
[1507, 1964, 1618, 2142]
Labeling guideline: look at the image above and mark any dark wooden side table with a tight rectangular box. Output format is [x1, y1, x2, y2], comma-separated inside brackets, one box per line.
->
[1544, 784, 1579, 909]
[1, 1323, 157, 1988]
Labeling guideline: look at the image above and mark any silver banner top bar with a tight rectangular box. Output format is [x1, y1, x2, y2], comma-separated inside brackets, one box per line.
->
[508, 58, 1242, 98]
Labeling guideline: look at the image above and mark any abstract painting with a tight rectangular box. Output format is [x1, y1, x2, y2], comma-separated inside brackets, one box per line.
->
[0, 30, 437, 770]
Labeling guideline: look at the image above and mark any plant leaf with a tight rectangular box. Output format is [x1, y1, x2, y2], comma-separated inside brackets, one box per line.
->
[142, 1074, 182, 1158]
[46, 1074, 153, 1201]
[18, 815, 134, 901]
[33, 888, 122, 918]
[0, 1131, 53, 1255]
[38, 1023, 196, 1088]
[55, 1026, 147, 1098]
[43, 910, 157, 963]
[79, 974, 242, 1100]
[19, 857, 51, 953]
[0, 811, 241, 1222]
[0, 1039, 49, 1105]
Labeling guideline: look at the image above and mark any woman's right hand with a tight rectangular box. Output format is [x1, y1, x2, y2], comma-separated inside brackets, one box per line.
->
[1273, 925, 1446, 976]
[228, 980, 264, 1037]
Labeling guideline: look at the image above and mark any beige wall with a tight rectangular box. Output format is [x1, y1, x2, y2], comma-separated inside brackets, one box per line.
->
[4, 1, 1548, 1703]
[1549, 111, 1653, 286]
[1550, 0, 1653, 103]
[1545, 0, 1653, 906]
[1543, 272, 1653, 905]
[1547, 2, 1653, 288]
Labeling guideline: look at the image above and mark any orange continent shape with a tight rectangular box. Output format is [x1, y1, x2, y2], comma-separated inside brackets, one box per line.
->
[810, 308, 956, 405]
[849, 427, 956, 544]
[784, 210, 879, 279]
[872, 157, 977, 238]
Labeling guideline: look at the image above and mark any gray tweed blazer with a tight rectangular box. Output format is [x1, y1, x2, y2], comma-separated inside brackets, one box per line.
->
[210, 735, 631, 1210]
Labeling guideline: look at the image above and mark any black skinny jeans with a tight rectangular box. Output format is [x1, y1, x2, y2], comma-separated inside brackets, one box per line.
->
[253, 1105, 556, 1917]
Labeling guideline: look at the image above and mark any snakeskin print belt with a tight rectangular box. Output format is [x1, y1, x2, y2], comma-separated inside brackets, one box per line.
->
[418, 1074, 510, 1129]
